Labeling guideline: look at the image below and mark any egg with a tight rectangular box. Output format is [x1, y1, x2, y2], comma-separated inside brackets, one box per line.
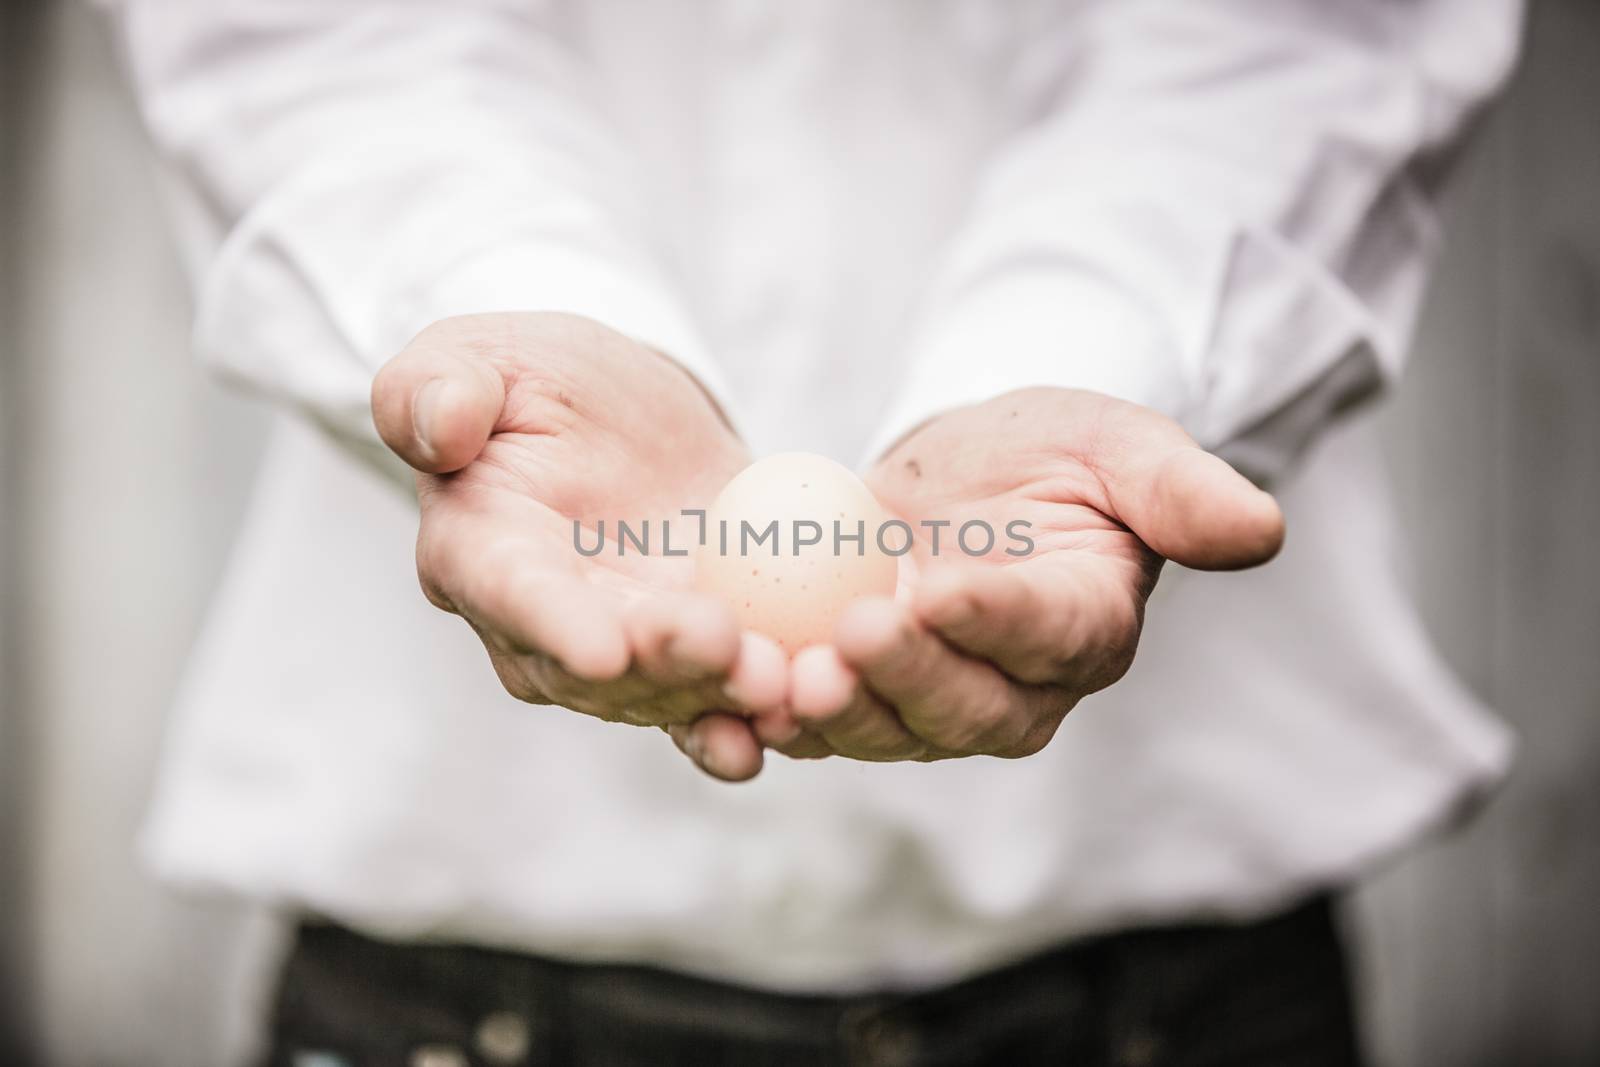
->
[695, 452, 900, 654]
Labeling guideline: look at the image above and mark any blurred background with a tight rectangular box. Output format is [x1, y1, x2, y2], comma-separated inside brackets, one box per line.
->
[2, 1, 1598, 1064]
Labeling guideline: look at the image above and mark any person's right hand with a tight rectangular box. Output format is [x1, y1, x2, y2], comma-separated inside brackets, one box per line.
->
[689, 387, 1284, 769]
[371, 312, 787, 780]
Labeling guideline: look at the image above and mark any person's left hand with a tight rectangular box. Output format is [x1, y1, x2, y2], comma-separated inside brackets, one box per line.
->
[669, 387, 1285, 771]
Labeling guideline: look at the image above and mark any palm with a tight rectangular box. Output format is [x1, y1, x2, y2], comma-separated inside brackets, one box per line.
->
[423, 333, 747, 604]
[872, 437, 1158, 585]
[866, 395, 1161, 693]
[777, 387, 1283, 764]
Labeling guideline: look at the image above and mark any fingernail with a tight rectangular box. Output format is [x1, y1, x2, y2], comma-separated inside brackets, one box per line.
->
[683, 730, 705, 765]
[412, 378, 447, 461]
[692, 733, 733, 779]
[699, 744, 730, 779]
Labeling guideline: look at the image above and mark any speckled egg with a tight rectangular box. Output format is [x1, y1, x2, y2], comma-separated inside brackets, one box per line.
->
[694, 452, 900, 654]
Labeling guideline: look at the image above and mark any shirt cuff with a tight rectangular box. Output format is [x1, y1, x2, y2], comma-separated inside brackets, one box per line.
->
[194, 203, 739, 459]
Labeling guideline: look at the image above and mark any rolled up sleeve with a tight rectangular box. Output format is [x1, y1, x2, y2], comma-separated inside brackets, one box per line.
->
[106, 0, 733, 475]
[866, 0, 1524, 479]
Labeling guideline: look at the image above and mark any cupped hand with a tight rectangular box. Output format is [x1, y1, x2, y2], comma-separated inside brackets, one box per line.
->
[683, 386, 1285, 766]
[372, 312, 787, 780]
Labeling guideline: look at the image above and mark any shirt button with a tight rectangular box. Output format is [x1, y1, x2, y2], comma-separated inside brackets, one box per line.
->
[849, 1015, 919, 1067]
[408, 1045, 469, 1067]
[291, 1053, 351, 1067]
[475, 1010, 533, 1064]
[1117, 1030, 1163, 1067]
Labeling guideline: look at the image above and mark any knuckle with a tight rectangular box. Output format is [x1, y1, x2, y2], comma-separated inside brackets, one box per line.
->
[617, 706, 663, 727]
[916, 713, 987, 756]
[876, 737, 929, 762]
[1012, 648, 1066, 687]
[793, 708, 848, 738]
[419, 574, 455, 614]
[468, 617, 515, 655]
[486, 652, 546, 705]
[528, 660, 586, 709]
[1108, 590, 1145, 649]
[969, 691, 1015, 740]
[1092, 642, 1139, 692]
[1082, 598, 1144, 691]
[996, 725, 1051, 759]
[414, 525, 465, 612]
[414, 526, 445, 577]
[945, 693, 1025, 756]
[997, 695, 1076, 759]
[990, 720, 1036, 757]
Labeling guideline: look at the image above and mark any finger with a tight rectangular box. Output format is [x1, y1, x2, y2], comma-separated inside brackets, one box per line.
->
[668, 715, 764, 782]
[726, 632, 789, 716]
[516, 653, 634, 717]
[833, 597, 1064, 757]
[790, 644, 926, 761]
[431, 529, 629, 681]
[762, 726, 837, 761]
[750, 706, 805, 748]
[492, 649, 654, 724]
[1093, 410, 1285, 571]
[915, 560, 1143, 690]
[482, 646, 555, 707]
[372, 319, 509, 473]
[623, 595, 741, 686]
[621, 605, 787, 727]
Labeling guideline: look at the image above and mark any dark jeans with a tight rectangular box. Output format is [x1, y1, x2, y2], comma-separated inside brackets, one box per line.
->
[264, 896, 1363, 1067]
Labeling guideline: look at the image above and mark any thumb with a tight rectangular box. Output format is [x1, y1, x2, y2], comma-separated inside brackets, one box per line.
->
[1099, 424, 1286, 572]
[371, 327, 507, 474]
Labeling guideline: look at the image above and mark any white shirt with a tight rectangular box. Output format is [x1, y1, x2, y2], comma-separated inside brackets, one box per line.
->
[113, 0, 1520, 990]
